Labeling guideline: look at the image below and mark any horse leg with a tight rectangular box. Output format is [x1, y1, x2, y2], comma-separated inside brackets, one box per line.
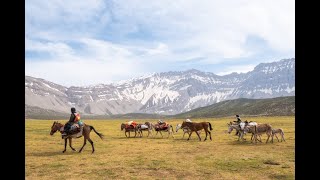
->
[275, 134, 280, 142]
[159, 131, 163, 138]
[282, 133, 286, 142]
[203, 129, 208, 141]
[87, 138, 94, 153]
[187, 132, 193, 141]
[79, 138, 87, 153]
[206, 130, 211, 141]
[258, 135, 262, 142]
[195, 131, 201, 141]
[238, 131, 242, 141]
[149, 130, 153, 138]
[69, 138, 76, 151]
[266, 133, 271, 143]
[62, 138, 67, 153]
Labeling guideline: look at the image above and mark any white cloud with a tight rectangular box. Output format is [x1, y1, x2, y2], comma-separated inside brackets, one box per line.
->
[25, 0, 295, 85]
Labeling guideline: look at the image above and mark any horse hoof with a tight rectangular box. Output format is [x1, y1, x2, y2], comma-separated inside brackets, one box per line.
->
[62, 150, 66, 153]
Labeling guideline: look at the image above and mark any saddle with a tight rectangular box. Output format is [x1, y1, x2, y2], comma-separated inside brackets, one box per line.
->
[155, 123, 168, 131]
[125, 124, 136, 129]
[62, 124, 83, 139]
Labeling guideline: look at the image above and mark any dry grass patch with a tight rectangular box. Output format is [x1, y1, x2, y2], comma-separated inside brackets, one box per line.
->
[26, 116, 294, 180]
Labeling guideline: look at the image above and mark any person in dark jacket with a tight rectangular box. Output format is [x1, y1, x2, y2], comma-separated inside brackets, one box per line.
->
[62, 107, 79, 136]
[233, 115, 242, 136]
[234, 115, 242, 123]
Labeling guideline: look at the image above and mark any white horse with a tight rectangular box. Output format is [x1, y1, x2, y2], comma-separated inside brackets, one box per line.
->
[137, 122, 154, 138]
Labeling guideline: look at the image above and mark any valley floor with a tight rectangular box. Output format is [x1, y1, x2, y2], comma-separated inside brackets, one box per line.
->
[26, 116, 295, 180]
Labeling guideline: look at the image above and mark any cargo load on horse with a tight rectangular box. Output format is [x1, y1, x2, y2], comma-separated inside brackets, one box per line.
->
[154, 119, 169, 131]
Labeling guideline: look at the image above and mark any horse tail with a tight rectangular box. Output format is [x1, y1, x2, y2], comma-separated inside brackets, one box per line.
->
[208, 122, 213, 131]
[90, 126, 104, 139]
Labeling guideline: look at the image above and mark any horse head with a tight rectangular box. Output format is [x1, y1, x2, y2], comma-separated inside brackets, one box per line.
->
[50, 121, 62, 135]
[227, 124, 233, 134]
[227, 123, 240, 134]
[120, 123, 125, 131]
[176, 124, 182, 132]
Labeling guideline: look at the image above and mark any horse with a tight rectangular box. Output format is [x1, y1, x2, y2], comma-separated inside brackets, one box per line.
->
[121, 123, 141, 138]
[50, 121, 104, 153]
[243, 124, 273, 143]
[227, 122, 261, 142]
[136, 122, 154, 138]
[227, 123, 243, 141]
[271, 128, 286, 142]
[181, 121, 212, 141]
[153, 122, 174, 138]
[176, 123, 201, 139]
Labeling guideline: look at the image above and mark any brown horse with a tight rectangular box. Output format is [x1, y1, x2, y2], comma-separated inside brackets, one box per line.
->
[121, 123, 141, 138]
[50, 121, 104, 153]
[181, 121, 213, 141]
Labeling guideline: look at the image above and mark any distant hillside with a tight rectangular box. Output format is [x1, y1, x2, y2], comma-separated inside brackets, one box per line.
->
[25, 105, 166, 120]
[26, 96, 294, 119]
[171, 96, 295, 119]
[25, 105, 69, 120]
[108, 113, 166, 119]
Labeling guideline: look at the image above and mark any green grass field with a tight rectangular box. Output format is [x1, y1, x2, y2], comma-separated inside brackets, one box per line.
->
[26, 116, 294, 180]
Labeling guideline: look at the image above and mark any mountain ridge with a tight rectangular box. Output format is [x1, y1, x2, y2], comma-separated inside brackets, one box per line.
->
[25, 58, 295, 115]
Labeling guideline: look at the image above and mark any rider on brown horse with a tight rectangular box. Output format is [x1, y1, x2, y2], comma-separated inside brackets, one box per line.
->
[62, 107, 83, 136]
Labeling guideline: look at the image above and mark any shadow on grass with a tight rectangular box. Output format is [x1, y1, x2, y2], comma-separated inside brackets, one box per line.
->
[115, 136, 143, 139]
[226, 140, 272, 146]
[28, 151, 79, 157]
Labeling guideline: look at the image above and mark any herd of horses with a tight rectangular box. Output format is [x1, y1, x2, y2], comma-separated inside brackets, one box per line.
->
[120, 121, 213, 141]
[50, 119, 285, 153]
[227, 120, 286, 143]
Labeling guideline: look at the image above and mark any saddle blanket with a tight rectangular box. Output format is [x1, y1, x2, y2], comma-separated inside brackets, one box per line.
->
[155, 124, 168, 131]
[140, 124, 148, 129]
[62, 126, 83, 139]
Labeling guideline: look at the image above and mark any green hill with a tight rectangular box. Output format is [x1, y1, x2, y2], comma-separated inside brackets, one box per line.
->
[171, 96, 295, 119]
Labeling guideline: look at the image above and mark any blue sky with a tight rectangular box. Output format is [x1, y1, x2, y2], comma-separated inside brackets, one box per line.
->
[25, 0, 295, 86]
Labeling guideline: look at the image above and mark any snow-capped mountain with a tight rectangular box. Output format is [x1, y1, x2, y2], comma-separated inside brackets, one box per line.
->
[25, 58, 295, 115]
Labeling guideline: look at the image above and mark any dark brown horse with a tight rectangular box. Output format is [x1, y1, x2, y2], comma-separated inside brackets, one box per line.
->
[180, 121, 213, 141]
[121, 123, 141, 138]
[50, 121, 104, 153]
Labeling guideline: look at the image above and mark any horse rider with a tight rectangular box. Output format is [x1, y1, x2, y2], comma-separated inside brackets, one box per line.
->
[158, 119, 164, 124]
[233, 115, 242, 136]
[62, 107, 83, 136]
[234, 115, 242, 124]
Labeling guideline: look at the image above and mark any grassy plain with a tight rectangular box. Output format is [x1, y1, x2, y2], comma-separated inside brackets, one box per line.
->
[26, 116, 294, 180]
